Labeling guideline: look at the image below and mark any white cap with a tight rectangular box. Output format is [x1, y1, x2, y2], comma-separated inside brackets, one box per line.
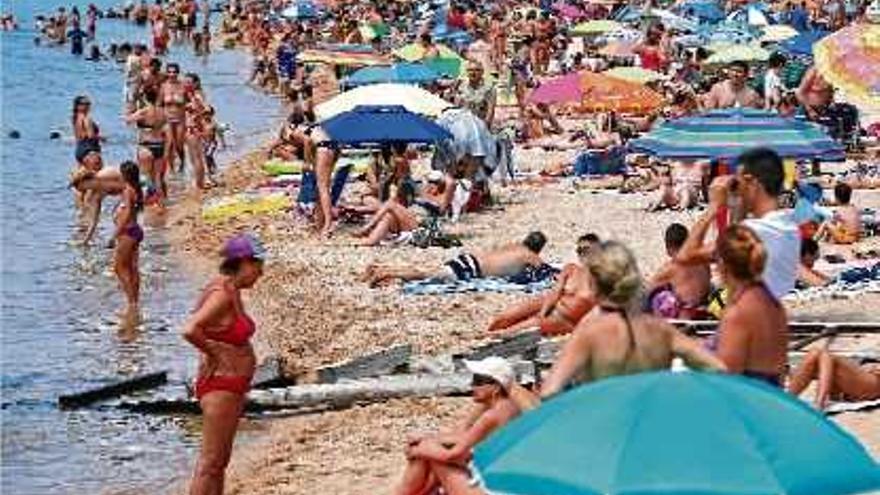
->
[464, 356, 515, 389]
[426, 170, 444, 183]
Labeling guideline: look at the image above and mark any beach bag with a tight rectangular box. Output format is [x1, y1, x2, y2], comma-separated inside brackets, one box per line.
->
[409, 217, 462, 249]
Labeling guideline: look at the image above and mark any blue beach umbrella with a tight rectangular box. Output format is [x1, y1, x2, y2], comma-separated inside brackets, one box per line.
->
[280, 0, 317, 19]
[473, 371, 880, 495]
[320, 105, 452, 147]
[629, 108, 845, 161]
[675, 0, 726, 24]
[343, 63, 440, 88]
[779, 30, 830, 57]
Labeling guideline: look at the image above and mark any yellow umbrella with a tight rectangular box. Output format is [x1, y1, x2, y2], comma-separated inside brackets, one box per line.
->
[314, 83, 454, 119]
[570, 20, 622, 36]
[705, 44, 770, 65]
[603, 66, 666, 84]
[814, 23, 880, 110]
[760, 24, 799, 43]
[393, 42, 461, 62]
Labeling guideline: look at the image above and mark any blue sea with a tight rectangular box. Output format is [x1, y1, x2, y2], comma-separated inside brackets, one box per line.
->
[0, 1, 283, 493]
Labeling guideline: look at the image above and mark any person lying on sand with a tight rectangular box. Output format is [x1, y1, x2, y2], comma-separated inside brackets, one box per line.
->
[646, 223, 711, 319]
[395, 357, 536, 495]
[487, 233, 600, 336]
[818, 182, 862, 244]
[788, 348, 880, 410]
[363, 232, 547, 287]
[797, 238, 831, 287]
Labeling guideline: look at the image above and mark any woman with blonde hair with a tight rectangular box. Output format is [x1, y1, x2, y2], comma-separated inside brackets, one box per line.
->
[541, 241, 726, 399]
[714, 224, 789, 387]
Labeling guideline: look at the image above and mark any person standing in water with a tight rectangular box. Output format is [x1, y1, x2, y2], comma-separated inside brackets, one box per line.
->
[113, 161, 144, 328]
[160, 62, 189, 173]
[125, 87, 168, 202]
[184, 234, 265, 495]
[72, 95, 101, 158]
[184, 72, 209, 190]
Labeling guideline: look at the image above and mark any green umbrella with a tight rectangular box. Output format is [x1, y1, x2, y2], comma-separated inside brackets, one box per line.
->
[474, 371, 880, 495]
[393, 42, 463, 77]
[570, 19, 622, 36]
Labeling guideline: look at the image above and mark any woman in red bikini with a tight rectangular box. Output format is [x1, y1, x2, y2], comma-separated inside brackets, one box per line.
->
[185, 234, 265, 495]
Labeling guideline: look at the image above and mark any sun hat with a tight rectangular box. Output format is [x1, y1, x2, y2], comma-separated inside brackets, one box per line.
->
[426, 169, 444, 183]
[221, 233, 267, 261]
[464, 356, 515, 390]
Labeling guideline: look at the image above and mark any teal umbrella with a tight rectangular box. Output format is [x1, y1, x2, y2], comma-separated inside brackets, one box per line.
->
[474, 372, 880, 495]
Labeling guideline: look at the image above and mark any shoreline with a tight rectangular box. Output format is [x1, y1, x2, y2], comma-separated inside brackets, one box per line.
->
[162, 136, 880, 493]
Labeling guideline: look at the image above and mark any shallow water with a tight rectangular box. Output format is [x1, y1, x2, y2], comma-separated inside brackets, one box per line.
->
[1, 2, 282, 493]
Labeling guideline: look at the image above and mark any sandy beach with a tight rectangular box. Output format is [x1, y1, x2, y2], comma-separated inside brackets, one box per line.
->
[167, 145, 880, 494]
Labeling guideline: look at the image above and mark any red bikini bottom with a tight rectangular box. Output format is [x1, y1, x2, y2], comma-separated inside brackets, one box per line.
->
[194, 375, 252, 400]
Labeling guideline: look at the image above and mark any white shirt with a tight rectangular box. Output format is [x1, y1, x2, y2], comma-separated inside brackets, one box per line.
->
[743, 210, 801, 299]
[764, 69, 783, 108]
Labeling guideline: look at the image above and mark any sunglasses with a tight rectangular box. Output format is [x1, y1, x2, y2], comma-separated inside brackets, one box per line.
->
[471, 374, 497, 388]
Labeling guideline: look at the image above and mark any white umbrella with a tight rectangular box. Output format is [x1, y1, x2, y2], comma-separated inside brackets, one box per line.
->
[315, 83, 454, 120]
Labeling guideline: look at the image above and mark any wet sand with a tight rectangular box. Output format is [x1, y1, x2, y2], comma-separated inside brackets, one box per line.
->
[165, 145, 880, 493]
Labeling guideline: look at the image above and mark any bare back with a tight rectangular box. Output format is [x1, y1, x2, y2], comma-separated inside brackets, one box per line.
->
[576, 312, 676, 383]
[717, 286, 788, 378]
[475, 244, 543, 278]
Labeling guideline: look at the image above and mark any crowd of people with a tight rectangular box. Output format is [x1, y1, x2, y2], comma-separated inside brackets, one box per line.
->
[36, 0, 880, 493]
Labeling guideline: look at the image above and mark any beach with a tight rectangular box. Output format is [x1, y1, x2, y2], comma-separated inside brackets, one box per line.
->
[166, 143, 880, 493]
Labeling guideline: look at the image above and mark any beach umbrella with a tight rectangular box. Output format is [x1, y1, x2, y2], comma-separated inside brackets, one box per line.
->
[778, 30, 829, 57]
[570, 20, 622, 36]
[528, 71, 665, 114]
[813, 22, 880, 110]
[342, 63, 440, 87]
[473, 372, 880, 495]
[553, 2, 586, 20]
[629, 108, 845, 161]
[297, 48, 391, 67]
[603, 66, 666, 84]
[727, 4, 772, 26]
[615, 7, 698, 33]
[319, 105, 452, 147]
[281, 0, 318, 19]
[358, 22, 390, 41]
[392, 42, 464, 77]
[599, 40, 638, 57]
[675, 0, 726, 24]
[315, 83, 453, 119]
[760, 24, 799, 43]
[705, 43, 770, 65]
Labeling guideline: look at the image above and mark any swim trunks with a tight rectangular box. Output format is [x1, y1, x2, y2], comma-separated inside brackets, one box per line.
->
[444, 253, 482, 281]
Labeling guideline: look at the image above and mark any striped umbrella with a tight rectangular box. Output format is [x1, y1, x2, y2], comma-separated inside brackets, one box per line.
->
[298, 48, 391, 67]
[629, 108, 845, 161]
[570, 20, 622, 36]
[603, 66, 666, 84]
[528, 71, 665, 114]
[813, 22, 880, 110]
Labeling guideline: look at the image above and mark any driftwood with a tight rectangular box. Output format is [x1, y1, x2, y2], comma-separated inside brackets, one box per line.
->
[252, 356, 290, 389]
[249, 373, 470, 410]
[671, 320, 880, 335]
[311, 344, 413, 384]
[453, 330, 541, 362]
[59, 371, 168, 409]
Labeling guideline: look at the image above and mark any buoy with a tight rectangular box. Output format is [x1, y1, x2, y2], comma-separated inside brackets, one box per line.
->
[49, 130, 62, 139]
[8, 130, 20, 139]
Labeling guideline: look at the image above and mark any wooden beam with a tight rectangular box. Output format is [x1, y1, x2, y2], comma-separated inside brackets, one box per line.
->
[59, 371, 168, 409]
[453, 330, 541, 362]
[302, 344, 413, 384]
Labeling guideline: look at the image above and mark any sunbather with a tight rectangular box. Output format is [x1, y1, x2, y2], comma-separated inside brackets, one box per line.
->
[539, 241, 727, 399]
[819, 182, 862, 244]
[797, 238, 831, 287]
[487, 233, 600, 336]
[646, 223, 711, 318]
[788, 348, 880, 410]
[394, 357, 535, 495]
[363, 232, 547, 287]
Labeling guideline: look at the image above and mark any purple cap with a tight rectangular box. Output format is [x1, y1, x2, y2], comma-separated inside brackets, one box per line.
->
[222, 233, 266, 261]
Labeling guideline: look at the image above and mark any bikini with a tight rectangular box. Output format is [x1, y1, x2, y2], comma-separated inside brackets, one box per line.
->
[137, 117, 166, 159]
[193, 281, 256, 400]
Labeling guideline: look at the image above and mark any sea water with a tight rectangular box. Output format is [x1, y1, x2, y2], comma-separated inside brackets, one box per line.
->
[1, 2, 282, 492]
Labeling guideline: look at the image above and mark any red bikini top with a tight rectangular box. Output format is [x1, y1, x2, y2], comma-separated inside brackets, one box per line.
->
[195, 279, 255, 347]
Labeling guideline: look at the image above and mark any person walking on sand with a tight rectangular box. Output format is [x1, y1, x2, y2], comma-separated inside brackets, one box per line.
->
[539, 241, 727, 399]
[363, 232, 548, 287]
[113, 161, 144, 329]
[184, 234, 265, 495]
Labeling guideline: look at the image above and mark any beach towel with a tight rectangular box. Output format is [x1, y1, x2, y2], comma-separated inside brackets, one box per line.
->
[402, 264, 559, 296]
[573, 146, 626, 176]
[202, 191, 292, 223]
[825, 399, 880, 415]
[784, 261, 880, 303]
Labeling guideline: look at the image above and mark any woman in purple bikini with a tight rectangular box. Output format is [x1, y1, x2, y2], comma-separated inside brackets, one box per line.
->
[113, 161, 144, 328]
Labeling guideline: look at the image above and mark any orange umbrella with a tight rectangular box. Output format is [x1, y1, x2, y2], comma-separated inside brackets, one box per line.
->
[529, 71, 665, 114]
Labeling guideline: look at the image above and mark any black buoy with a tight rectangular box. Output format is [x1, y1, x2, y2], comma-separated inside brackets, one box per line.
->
[49, 130, 62, 140]
[8, 130, 20, 139]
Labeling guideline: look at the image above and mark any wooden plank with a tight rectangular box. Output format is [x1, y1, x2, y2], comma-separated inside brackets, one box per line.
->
[309, 344, 413, 384]
[248, 373, 470, 409]
[251, 356, 292, 389]
[454, 330, 541, 362]
[59, 371, 168, 409]
[670, 320, 880, 334]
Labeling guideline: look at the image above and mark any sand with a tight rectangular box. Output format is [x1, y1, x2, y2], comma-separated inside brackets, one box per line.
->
[169, 145, 880, 494]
